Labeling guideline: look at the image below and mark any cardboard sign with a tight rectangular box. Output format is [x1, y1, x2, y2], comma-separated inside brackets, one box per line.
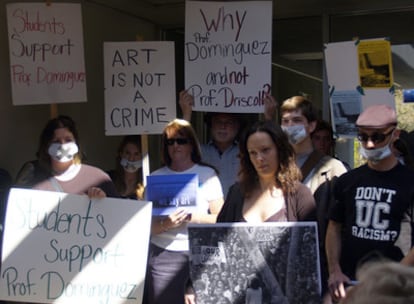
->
[0, 188, 152, 304]
[188, 222, 321, 304]
[146, 174, 198, 215]
[185, 1, 272, 113]
[6, 3, 87, 105]
[104, 41, 176, 135]
[324, 38, 395, 137]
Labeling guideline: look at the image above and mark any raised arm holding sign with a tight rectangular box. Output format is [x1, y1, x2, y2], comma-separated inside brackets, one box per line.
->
[146, 119, 224, 304]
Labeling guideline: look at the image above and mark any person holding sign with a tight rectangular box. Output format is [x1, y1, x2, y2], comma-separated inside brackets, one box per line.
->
[146, 118, 224, 304]
[15, 115, 118, 198]
[212, 121, 316, 303]
[265, 95, 348, 299]
[108, 135, 144, 199]
[217, 120, 316, 223]
[325, 104, 414, 303]
[179, 90, 242, 198]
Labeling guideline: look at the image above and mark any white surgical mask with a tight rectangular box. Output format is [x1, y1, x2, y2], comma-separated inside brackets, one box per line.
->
[282, 125, 307, 145]
[48, 142, 79, 163]
[359, 144, 392, 163]
[120, 158, 142, 173]
[359, 130, 395, 163]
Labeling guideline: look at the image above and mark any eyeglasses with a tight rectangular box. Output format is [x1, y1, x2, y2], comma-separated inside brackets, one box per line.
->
[166, 138, 190, 146]
[357, 128, 395, 144]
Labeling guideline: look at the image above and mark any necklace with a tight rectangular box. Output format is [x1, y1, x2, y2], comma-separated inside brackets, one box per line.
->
[270, 187, 283, 198]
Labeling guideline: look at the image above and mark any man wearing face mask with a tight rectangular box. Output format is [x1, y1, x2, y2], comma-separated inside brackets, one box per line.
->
[325, 104, 414, 303]
[264, 95, 348, 300]
[276, 96, 348, 190]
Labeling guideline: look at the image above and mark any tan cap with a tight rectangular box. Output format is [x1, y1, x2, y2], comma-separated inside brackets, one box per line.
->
[356, 104, 397, 128]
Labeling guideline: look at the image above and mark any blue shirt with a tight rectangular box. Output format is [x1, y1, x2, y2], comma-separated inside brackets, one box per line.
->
[201, 141, 239, 198]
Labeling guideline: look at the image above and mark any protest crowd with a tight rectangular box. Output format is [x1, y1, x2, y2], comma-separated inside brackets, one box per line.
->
[1, 2, 414, 304]
[1, 99, 414, 304]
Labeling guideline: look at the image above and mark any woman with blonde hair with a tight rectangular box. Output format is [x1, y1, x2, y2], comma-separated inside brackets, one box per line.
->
[146, 118, 224, 304]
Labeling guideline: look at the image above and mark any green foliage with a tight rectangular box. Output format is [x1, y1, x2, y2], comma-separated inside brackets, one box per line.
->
[395, 89, 414, 132]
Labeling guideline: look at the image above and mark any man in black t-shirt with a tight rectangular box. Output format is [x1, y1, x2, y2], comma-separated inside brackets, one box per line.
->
[325, 104, 414, 303]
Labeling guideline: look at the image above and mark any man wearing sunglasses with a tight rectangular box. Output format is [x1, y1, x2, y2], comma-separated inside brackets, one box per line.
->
[325, 104, 414, 303]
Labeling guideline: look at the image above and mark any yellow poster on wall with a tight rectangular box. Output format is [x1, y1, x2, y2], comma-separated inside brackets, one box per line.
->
[358, 39, 393, 88]
[324, 38, 395, 137]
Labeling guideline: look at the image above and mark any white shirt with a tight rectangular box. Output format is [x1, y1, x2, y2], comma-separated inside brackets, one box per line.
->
[150, 164, 223, 251]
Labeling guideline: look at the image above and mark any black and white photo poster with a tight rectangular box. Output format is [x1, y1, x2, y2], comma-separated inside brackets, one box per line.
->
[188, 222, 321, 304]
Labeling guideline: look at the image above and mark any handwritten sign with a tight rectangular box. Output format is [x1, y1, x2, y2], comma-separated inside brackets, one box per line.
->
[185, 1, 272, 113]
[146, 174, 198, 215]
[324, 38, 395, 137]
[6, 3, 87, 105]
[0, 188, 152, 304]
[104, 41, 176, 135]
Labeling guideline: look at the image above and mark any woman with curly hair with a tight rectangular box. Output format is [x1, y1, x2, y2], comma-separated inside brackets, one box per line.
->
[217, 120, 315, 223]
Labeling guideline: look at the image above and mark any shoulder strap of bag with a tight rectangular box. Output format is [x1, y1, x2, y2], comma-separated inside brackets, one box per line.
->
[300, 150, 325, 182]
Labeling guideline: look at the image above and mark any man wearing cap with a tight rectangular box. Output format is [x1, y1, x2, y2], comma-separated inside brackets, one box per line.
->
[325, 104, 414, 302]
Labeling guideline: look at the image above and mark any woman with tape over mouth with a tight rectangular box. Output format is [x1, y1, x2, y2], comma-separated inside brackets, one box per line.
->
[15, 115, 118, 199]
[108, 135, 144, 199]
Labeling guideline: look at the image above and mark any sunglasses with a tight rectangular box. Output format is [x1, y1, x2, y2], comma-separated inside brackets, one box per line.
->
[166, 138, 190, 146]
[357, 128, 394, 144]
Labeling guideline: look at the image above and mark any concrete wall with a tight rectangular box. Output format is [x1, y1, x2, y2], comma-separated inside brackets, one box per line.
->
[1, 1, 414, 179]
[0, 0, 158, 179]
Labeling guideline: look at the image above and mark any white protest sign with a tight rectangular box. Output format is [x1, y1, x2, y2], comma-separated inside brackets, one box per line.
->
[104, 41, 176, 135]
[185, 1, 272, 113]
[0, 188, 152, 304]
[6, 3, 87, 105]
[324, 38, 395, 137]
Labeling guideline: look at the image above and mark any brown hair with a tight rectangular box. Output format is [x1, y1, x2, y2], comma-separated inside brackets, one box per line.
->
[161, 119, 202, 166]
[113, 135, 144, 199]
[312, 119, 334, 140]
[281, 96, 318, 123]
[238, 121, 302, 197]
[37, 115, 82, 172]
